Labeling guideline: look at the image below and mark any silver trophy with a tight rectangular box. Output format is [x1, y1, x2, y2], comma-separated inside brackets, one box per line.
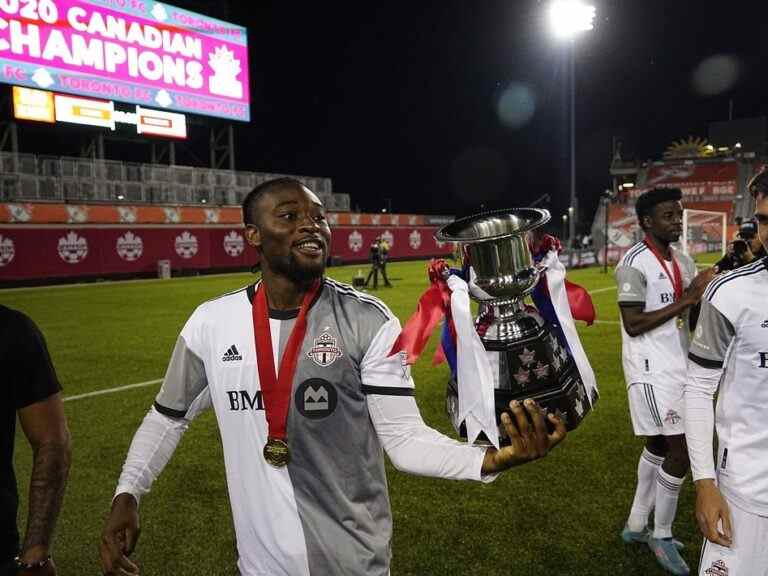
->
[435, 208, 596, 443]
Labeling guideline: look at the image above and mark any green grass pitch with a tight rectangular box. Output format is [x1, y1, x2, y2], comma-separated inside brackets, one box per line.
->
[5, 259, 714, 575]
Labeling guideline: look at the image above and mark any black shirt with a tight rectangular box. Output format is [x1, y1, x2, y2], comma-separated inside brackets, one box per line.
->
[1, 306, 61, 561]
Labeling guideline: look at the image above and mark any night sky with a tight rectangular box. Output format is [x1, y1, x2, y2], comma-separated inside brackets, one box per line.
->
[13, 1, 768, 230]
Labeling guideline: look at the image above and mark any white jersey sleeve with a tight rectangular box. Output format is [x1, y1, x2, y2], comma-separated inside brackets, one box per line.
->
[362, 317, 492, 482]
[115, 305, 213, 502]
[685, 298, 735, 481]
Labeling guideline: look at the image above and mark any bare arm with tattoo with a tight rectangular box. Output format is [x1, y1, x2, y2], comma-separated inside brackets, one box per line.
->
[17, 392, 71, 572]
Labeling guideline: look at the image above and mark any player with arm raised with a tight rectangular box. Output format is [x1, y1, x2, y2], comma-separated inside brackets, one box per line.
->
[685, 192, 768, 575]
[615, 188, 715, 576]
[99, 177, 567, 576]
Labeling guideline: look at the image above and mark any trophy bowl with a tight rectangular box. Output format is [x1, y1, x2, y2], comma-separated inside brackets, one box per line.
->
[436, 208, 595, 443]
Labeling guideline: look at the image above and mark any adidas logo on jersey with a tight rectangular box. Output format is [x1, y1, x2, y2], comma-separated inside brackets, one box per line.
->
[222, 345, 242, 362]
[658, 272, 666, 280]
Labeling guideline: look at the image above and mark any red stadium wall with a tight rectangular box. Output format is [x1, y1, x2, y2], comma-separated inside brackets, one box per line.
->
[0, 225, 452, 282]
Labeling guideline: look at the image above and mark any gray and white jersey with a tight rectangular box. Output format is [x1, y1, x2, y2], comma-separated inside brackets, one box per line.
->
[689, 257, 768, 514]
[151, 278, 484, 576]
[615, 241, 697, 388]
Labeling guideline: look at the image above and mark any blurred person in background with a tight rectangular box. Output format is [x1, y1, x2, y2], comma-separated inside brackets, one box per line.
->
[615, 188, 716, 576]
[1, 307, 71, 576]
[365, 237, 383, 289]
[378, 237, 392, 288]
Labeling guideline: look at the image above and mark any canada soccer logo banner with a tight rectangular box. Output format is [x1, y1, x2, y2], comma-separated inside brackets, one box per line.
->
[57, 231, 88, 264]
[0, 235, 15, 266]
[348, 231, 363, 253]
[175, 231, 198, 259]
[409, 229, 422, 250]
[116, 231, 144, 261]
[223, 230, 244, 257]
[380, 230, 394, 248]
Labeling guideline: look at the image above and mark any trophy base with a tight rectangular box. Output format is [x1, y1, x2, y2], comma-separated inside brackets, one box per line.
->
[446, 369, 596, 445]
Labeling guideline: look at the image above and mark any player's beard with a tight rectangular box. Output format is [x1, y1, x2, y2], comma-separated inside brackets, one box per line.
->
[268, 251, 326, 287]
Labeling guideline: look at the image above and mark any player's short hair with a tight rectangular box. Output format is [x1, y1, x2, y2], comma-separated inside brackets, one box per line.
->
[242, 177, 306, 226]
[635, 187, 682, 228]
[747, 168, 768, 200]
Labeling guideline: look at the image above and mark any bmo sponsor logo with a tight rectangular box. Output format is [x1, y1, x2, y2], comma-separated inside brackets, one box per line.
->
[223, 231, 244, 257]
[0, 235, 15, 266]
[175, 231, 198, 259]
[58, 231, 88, 264]
[116, 231, 143, 261]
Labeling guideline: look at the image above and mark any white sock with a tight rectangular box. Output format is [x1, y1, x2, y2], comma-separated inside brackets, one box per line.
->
[627, 448, 664, 532]
[653, 468, 685, 539]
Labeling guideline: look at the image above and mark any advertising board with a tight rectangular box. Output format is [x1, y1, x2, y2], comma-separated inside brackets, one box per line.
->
[0, 0, 250, 121]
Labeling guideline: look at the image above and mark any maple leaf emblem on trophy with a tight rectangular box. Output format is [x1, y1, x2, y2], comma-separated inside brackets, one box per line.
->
[208, 45, 243, 99]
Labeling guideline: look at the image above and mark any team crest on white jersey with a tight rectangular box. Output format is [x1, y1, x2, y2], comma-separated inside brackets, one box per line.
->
[664, 409, 681, 425]
[307, 332, 343, 367]
[175, 231, 198, 259]
[348, 230, 363, 253]
[409, 229, 422, 249]
[223, 231, 244, 257]
[116, 231, 143, 261]
[58, 231, 88, 263]
[0, 235, 15, 267]
[704, 559, 728, 576]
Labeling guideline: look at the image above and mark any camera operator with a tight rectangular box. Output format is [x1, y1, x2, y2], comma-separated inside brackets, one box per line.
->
[715, 219, 766, 272]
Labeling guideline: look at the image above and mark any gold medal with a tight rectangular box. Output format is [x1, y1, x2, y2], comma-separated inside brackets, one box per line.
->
[263, 438, 291, 467]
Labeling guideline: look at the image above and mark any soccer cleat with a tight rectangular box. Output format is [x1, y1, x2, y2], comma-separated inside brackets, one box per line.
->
[621, 526, 684, 549]
[647, 537, 690, 575]
[621, 525, 651, 544]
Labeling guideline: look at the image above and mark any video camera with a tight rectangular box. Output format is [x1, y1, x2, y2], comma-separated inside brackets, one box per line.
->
[716, 219, 759, 272]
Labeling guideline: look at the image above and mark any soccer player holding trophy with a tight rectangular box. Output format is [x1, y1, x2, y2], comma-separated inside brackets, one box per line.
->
[615, 188, 715, 575]
[99, 179, 566, 576]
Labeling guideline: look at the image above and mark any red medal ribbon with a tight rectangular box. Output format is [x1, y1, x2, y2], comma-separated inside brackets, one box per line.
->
[252, 279, 321, 442]
[644, 238, 683, 300]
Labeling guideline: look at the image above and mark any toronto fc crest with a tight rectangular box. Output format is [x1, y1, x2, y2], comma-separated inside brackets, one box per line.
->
[307, 332, 343, 367]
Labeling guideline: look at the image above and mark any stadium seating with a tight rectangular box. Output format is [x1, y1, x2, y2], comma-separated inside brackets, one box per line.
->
[0, 151, 350, 210]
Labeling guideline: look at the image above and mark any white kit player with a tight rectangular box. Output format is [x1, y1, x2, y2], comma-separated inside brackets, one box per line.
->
[98, 178, 567, 576]
[615, 187, 715, 575]
[686, 191, 768, 576]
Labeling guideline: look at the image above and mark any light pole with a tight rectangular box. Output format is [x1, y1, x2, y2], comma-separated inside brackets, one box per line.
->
[548, 0, 596, 248]
[561, 213, 568, 243]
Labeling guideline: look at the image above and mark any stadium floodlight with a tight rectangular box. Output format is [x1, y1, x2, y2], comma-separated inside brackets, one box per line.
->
[548, 0, 596, 40]
[547, 0, 596, 248]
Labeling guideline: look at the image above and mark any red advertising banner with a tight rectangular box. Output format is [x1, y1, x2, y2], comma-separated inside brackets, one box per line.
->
[630, 161, 738, 200]
[0, 225, 449, 281]
[331, 226, 453, 262]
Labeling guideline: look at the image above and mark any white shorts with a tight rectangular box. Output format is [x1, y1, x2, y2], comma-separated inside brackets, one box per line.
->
[627, 382, 684, 436]
[698, 498, 768, 576]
